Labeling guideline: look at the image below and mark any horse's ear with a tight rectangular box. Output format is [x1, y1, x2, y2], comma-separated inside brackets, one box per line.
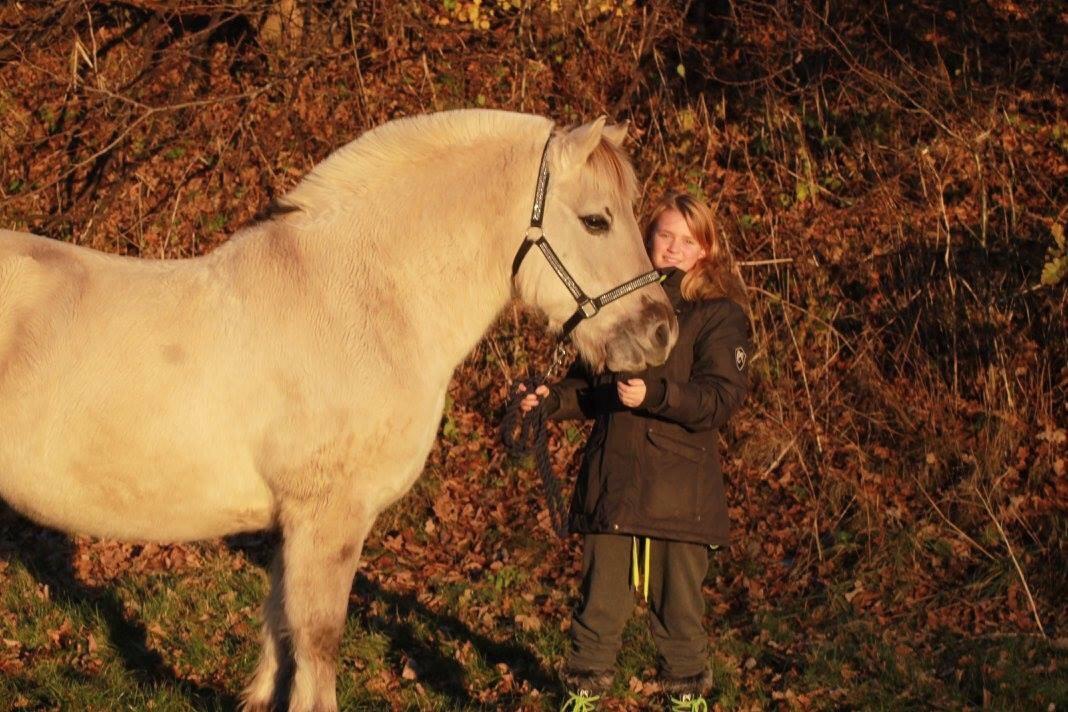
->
[558, 116, 607, 172]
[603, 121, 629, 147]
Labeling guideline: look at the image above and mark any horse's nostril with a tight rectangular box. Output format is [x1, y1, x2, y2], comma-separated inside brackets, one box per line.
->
[654, 323, 669, 349]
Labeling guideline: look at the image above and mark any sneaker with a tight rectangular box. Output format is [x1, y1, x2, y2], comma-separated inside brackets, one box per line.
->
[559, 687, 602, 711]
[559, 669, 612, 711]
[667, 691, 709, 711]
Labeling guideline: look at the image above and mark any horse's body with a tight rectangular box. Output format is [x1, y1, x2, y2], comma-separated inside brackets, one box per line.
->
[0, 110, 675, 710]
[0, 225, 435, 542]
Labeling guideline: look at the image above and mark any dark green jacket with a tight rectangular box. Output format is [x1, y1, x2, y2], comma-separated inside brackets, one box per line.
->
[545, 269, 751, 546]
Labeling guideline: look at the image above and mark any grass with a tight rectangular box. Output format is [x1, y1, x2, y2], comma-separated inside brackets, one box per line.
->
[1, 522, 1063, 711]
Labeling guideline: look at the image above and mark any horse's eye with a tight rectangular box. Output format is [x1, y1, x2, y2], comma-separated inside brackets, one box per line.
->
[580, 214, 610, 234]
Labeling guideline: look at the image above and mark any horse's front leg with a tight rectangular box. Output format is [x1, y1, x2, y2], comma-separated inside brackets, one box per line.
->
[245, 494, 372, 712]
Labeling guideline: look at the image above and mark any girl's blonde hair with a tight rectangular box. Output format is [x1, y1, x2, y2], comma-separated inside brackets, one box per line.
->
[644, 193, 748, 306]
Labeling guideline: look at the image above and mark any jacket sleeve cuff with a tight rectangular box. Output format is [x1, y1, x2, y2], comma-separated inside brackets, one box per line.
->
[641, 377, 668, 409]
[542, 388, 562, 416]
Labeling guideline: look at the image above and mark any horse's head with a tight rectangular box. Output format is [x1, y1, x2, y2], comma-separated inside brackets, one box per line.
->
[514, 118, 678, 373]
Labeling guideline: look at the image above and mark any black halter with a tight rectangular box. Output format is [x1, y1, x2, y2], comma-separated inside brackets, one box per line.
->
[510, 135, 664, 341]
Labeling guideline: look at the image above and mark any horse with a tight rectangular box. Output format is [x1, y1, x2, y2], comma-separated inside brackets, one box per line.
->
[0, 109, 677, 711]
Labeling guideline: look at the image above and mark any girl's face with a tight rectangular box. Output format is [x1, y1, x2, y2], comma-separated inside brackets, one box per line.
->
[649, 209, 706, 272]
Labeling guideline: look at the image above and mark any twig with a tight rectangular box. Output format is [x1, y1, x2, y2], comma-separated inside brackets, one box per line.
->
[420, 52, 439, 111]
[788, 438, 824, 563]
[760, 436, 796, 480]
[739, 258, 794, 267]
[910, 474, 995, 561]
[161, 186, 182, 258]
[974, 486, 1047, 640]
[484, 333, 512, 386]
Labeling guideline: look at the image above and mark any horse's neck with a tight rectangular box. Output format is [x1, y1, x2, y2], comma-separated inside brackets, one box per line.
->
[360, 140, 538, 383]
[235, 127, 546, 387]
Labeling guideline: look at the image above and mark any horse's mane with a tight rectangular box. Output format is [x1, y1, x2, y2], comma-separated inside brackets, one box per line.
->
[278, 110, 552, 215]
[267, 110, 636, 219]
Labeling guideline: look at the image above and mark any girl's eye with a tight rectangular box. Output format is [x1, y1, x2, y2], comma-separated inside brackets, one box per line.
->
[580, 214, 610, 234]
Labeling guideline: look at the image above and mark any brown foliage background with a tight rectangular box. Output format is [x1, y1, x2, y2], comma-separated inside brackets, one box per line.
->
[0, 0, 1065, 707]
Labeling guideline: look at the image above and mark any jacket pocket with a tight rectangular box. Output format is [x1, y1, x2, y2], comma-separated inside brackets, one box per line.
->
[640, 427, 706, 521]
[646, 429, 705, 462]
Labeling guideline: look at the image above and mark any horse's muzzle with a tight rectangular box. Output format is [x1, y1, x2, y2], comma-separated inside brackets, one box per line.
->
[603, 297, 677, 373]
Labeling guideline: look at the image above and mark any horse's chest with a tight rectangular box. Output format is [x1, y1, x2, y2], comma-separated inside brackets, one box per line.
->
[357, 392, 446, 509]
[262, 388, 446, 511]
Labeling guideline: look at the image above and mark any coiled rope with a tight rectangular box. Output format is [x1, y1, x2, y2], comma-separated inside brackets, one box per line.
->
[499, 345, 570, 539]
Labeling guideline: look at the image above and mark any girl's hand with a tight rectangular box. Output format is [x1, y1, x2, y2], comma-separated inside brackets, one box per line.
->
[617, 378, 646, 408]
[517, 383, 551, 413]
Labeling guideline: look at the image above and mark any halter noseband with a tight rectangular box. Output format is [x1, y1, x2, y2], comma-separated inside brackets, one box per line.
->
[510, 135, 664, 340]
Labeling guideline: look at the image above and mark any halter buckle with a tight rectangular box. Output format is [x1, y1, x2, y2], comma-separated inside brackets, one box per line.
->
[578, 299, 599, 318]
[523, 225, 544, 242]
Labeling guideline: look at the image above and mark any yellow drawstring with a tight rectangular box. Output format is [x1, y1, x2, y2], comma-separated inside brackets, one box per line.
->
[631, 536, 651, 601]
[644, 536, 650, 601]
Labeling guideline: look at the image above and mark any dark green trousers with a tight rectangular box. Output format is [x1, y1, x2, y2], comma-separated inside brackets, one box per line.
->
[566, 533, 710, 679]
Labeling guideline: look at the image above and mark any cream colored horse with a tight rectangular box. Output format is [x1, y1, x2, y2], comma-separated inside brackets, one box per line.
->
[0, 109, 676, 711]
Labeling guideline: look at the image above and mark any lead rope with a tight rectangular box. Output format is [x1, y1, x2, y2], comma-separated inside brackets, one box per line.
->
[500, 343, 571, 539]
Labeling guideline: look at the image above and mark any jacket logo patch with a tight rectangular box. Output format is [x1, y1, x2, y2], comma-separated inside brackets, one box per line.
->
[734, 346, 747, 371]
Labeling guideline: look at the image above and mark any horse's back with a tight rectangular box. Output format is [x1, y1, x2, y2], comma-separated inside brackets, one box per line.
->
[0, 228, 48, 254]
[0, 231, 66, 376]
[0, 228, 103, 266]
[0, 230, 104, 388]
[0, 229, 113, 312]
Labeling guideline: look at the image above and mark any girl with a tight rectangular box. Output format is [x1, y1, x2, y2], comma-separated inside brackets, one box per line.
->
[521, 193, 751, 711]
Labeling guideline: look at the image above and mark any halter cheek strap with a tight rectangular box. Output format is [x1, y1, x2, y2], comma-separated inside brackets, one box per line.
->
[509, 135, 552, 277]
[511, 134, 664, 340]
